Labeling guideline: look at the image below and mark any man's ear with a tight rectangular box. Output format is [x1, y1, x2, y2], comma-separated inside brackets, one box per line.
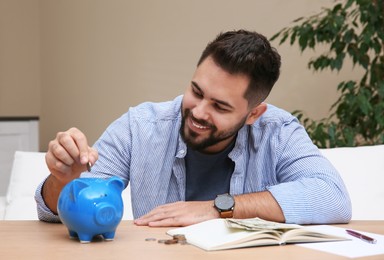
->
[245, 103, 267, 125]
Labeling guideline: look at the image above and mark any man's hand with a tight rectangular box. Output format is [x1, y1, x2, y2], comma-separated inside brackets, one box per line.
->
[134, 201, 219, 227]
[43, 127, 98, 213]
[46, 127, 98, 183]
[134, 191, 285, 227]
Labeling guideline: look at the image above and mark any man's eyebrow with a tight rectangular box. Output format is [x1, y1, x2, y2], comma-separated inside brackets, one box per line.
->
[191, 81, 235, 110]
[191, 81, 202, 92]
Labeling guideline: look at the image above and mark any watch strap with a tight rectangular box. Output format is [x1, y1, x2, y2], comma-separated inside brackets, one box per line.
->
[219, 209, 234, 218]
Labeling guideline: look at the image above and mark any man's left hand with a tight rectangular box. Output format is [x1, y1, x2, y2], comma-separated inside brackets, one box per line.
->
[134, 201, 219, 227]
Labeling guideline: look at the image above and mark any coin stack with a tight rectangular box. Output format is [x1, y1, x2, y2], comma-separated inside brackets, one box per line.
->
[146, 234, 187, 245]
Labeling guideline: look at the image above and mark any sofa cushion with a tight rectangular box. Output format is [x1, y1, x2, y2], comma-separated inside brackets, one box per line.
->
[0, 196, 5, 219]
[4, 151, 49, 220]
[4, 197, 39, 220]
[6, 151, 49, 204]
[320, 145, 384, 220]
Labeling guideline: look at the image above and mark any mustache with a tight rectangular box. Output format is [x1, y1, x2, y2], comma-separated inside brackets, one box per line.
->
[186, 109, 214, 128]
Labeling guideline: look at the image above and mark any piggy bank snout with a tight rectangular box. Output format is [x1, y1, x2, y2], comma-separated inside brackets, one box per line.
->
[95, 202, 120, 226]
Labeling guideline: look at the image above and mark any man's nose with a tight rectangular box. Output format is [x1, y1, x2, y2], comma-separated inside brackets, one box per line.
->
[192, 100, 210, 121]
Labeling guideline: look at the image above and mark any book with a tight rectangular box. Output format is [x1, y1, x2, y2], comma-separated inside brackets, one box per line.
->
[166, 217, 348, 251]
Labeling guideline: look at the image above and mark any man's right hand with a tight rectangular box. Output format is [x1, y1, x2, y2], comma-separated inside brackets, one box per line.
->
[43, 127, 98, 213]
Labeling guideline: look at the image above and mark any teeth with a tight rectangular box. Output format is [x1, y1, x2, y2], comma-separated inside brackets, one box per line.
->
[192, 120, 208, 129]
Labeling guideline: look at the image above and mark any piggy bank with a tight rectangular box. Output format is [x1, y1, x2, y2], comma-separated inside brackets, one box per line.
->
[57, 176, 124, 243]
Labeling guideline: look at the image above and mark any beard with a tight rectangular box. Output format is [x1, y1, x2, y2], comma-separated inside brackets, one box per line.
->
[180, 108, 247, 152]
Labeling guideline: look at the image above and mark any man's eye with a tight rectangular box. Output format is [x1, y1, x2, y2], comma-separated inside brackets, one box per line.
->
[214, 104, 229, 112]
[193, 89, 203, 97]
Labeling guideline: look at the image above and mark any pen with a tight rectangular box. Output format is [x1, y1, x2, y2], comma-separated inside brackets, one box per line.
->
[346, 229, 377, 244]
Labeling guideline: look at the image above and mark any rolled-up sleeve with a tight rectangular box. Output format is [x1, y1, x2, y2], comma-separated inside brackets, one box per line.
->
[34, 179, 61, 223]
[267, 120, 352, 224]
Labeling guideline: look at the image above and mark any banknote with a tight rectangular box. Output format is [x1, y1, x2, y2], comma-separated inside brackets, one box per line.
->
[226, 217, 302, 231]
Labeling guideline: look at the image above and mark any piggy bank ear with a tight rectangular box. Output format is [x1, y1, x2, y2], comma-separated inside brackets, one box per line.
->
[108, 177, 124, 191]
[69, 179, 89, 202]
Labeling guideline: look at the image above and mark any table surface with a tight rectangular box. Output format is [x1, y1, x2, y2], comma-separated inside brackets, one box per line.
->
[0, 220, 383, 259]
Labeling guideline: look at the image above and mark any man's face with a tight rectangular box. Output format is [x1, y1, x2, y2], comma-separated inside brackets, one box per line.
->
[181, 57, 260, 153]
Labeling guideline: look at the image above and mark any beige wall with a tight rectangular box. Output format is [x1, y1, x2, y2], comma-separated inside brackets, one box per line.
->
[0, 0, 40, 117]
[1, 0, 363, 151]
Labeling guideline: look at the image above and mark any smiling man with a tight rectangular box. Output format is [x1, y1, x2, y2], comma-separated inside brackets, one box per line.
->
[181, 57, 262, 153]
[36, 30, 352, 226]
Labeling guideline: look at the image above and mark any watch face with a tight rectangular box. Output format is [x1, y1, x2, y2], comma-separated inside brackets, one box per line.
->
[215, 194, 235, 211]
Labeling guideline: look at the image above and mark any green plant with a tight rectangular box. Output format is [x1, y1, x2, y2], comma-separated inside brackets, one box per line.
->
[270, 0, 384, 148]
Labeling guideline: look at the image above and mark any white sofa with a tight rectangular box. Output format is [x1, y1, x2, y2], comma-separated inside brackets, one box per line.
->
[1, 145, 383, 220]
[319, 145, 384, 220]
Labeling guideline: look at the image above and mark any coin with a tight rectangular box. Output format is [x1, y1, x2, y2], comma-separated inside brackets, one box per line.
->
[157, 234, 188, 245]
[86, 162, 92, 172]
[173, 235, 186, 243]
[164, 239, 178, 244]
[172, 234, 186, 240]
[178, 239, 188, 245]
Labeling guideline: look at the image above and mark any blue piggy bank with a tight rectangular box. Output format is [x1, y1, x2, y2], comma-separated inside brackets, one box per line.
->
[57, 177, 124, 243]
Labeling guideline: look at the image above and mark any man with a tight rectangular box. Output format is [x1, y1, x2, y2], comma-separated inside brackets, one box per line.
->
[36, 30, 352, 226]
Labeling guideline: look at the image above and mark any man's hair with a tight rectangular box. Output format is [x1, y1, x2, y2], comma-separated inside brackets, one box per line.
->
[197, 30, 281, 107]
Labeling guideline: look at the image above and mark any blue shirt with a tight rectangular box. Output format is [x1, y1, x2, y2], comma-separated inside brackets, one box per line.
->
[35, 95, 352, 224]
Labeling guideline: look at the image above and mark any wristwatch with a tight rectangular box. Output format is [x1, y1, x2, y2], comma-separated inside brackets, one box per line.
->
[214, 193, 235, 218]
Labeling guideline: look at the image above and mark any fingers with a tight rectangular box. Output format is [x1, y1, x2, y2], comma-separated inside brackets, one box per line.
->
[134, 205, 179, 226]
[46, 127, 97, 180]
[57, 127, 88, 164]
[134, 201, 216, 227]
[135, 205, 169, 222]
[87, 146, 98, 167]
[68, 128, 90, 165]
[141, 218, 178, 227]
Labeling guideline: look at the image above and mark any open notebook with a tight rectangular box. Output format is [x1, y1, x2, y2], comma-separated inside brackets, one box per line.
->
[167, 218, 348, 251]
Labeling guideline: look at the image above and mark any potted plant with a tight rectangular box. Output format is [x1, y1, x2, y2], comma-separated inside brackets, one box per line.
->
[270, 0, 384, 148]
